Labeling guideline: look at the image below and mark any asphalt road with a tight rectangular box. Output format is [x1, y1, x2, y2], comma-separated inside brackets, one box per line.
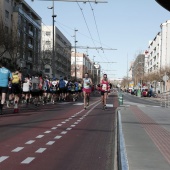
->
[0, 94, 117, 170]
[122, 92, 161, 106]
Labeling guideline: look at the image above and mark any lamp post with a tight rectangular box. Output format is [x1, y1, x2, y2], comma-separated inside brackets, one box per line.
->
[74, 29, 78, 80]
[48, 1, 57, 78]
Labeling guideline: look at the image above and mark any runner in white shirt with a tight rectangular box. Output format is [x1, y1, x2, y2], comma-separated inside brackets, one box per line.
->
[22, 75, 31, 105]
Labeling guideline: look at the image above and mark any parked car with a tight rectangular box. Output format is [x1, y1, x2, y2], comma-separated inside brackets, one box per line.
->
[141, 89, 149, 97]
[131, 89, 137, 95]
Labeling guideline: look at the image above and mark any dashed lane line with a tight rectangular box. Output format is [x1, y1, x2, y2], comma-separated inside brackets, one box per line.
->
[46, 141, 55, 145]
[44, 131, 51, 134]
[61, 131, 67, 135]
[25, 140, 35, 144]
[54, 135, 62, 139]
[12, 147, 24, 152]
[66, 128, 72, 131]
[1, 100, 101, 166]
[21, 157, 35, 164]
[0, 156, 9, 163]
[36, 135, 44, 139]
[35, 148, 46, 153]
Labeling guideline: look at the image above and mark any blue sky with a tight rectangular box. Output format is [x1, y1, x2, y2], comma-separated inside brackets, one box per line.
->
[25, 0, 170, 79]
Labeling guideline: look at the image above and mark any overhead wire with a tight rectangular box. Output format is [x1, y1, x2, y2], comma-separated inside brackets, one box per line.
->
[76, 1, 108, 63]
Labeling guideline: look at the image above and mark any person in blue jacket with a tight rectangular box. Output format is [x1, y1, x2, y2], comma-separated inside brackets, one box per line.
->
[0, 62, 12, 114]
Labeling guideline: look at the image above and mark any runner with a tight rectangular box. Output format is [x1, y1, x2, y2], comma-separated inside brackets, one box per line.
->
[59, 76, 66, 102]
[100, 74, 109, 110]
[22, 75, 31, 105]
[82, 73, 92, 109]
[0, 62, 12, 114]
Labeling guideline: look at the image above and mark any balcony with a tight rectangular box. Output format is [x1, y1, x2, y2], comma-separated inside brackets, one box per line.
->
[28, 57, 33, 61]
[28, 43, 33, 49]
[29, 30, 33, 36]
[13, 7, 41, 29]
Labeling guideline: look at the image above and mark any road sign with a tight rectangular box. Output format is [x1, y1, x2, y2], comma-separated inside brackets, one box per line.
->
[163, 75, 169, 81]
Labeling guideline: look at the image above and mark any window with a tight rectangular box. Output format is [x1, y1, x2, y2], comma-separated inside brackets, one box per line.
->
[45, 68, 50, 73]
[5, 10, 9, 19]
[46, 41, 51, 45]
[46, 32, 51, 36]
[5, 0, 9, 3]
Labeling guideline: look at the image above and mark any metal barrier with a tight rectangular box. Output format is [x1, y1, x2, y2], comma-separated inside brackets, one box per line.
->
[160, 91, 170, 107]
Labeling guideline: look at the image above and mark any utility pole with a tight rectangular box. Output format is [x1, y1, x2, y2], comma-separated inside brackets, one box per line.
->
[74, 29, 78, 80]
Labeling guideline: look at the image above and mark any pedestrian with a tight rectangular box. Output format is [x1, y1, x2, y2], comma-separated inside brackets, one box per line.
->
[0, 62, 12, 114]
[82, 73, 92, 109]
[100, 74, 109, 110]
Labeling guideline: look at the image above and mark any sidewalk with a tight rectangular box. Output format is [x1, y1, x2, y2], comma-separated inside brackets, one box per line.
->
[119, 105, 170, 170]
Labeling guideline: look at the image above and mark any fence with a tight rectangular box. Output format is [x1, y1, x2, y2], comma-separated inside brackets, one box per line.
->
[160, 91, 170, 107]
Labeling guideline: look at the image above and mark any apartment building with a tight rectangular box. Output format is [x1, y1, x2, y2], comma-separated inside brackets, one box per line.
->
[145, 32, 161, 74]
[71, 52, 101, 83]
[0, 0, 42, 73]
[41, 25, 71, 78]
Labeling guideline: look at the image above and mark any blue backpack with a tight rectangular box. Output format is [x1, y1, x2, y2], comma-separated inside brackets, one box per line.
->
[59, 79, 66, 88]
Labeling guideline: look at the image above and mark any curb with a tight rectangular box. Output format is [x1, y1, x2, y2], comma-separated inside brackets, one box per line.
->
[117, 110, 129, 170]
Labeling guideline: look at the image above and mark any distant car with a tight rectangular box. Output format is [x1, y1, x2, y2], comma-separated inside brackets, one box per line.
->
[131, 89, 137, 95]
[141, 89, 149, 97]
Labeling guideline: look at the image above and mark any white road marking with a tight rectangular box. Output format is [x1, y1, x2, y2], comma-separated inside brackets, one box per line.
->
[71, 125, 76, 127]
[106, 104, 113, 107]
[61, 122, 66, 124]
[57, 124, 62, 127]
[77, 120, 81, 122]
[74, 122, 78, 124]
[51, 127, 57, 130]
[35, 148, 46, 153]
[12, 147, 24, 152]
[54, 135, 62, 139]
[36, 135, 44, 139]
[66, 128, 72, 130]
[65, 119, 69, 122]
[21, 157, 35, 164]
[44, 131, 51, 134]
[0, 156, 9, 163]
[69, 118, 73, 120]
[71, 116, 75, 118]
[73, 103, 84, 105]
[25, 140, 35, 144]
[46, 141, 55, 145]
[61, 131, 67, 134]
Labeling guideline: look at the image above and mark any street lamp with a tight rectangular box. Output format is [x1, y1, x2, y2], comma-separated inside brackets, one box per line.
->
[74, 29, 78, 80]
[48, 1, 57, 78]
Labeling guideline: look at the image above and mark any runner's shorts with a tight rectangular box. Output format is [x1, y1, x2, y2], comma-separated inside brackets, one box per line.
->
[83, 88, 91, 94]
[0, 87, 8, 94]
[11, 84, 21, 94]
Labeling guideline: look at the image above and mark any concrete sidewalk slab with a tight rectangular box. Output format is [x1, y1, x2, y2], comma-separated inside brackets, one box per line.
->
[119, 106, 170, 170]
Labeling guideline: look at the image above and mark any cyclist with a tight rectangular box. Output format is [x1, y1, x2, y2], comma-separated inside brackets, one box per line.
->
[0, 62, 12, 114]
[82, 73, 92, 109]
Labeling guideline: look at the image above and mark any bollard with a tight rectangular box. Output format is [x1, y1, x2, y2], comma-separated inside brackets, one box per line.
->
[118, 93, 123, 106]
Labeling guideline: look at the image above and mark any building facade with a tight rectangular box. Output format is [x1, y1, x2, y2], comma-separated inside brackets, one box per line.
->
[0, 0, 42, 73]
[71, 52, 101, 83]
[145, 32, 161, 74]
[41, 25, 71, 78]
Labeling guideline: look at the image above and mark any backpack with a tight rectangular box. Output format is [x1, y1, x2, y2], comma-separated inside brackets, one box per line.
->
[59, 79, 66, 88]
[43, 80, 49, 91]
